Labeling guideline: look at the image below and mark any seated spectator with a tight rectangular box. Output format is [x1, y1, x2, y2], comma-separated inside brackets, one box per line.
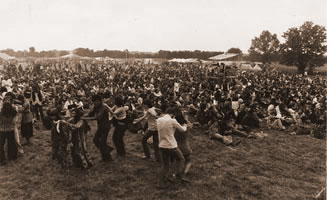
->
[241, 103, 261, 130]
[196, 103, 207, 126]
[267, 99, 285, 130]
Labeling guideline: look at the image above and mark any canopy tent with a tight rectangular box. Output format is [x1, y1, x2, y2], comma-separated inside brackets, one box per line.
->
[239, 63, 262, 71]
[253, 64, 262, 71]
[239, 63, 253, 70]
[144, 58, 159, 64]
[0, 53, 15, 60]
[200, 60, 214, 65]
[209, 53, 238, 60]
[168, 58, 199, 63]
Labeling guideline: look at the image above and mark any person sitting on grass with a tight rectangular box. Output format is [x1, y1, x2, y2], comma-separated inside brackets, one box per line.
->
[208, 118, 241, 146]
[241, 103, 262, 131]
[196, 102, 208, 127]
[267, 98, 286, 130]
[220, 109, 256, 139]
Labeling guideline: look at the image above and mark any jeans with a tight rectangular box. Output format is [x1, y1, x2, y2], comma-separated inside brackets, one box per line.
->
[142, 130, 160, 161]
[93, 125, 112, 160]
[159, 147, 185, 182]
[112, 123, 127, 156]
[0, 131, 18, 163]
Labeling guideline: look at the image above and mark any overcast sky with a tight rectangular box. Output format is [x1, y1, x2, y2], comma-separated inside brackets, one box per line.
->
[0, 0, 326, 53]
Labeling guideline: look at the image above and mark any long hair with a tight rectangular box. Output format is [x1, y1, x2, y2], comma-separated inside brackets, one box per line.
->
[1, 102, 17, 118]
[114, 96, 124, 107]
[175, 108, 187, 125]
[74, 108, 84, 121]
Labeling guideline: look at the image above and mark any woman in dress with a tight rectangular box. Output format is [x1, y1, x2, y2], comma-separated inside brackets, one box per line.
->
[65, 105, 93, 169]
[17, 92, 33, 145]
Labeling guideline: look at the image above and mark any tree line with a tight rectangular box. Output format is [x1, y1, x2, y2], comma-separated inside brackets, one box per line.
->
[0, 48, 224, 60]
[248, 21, 326, 73]
[1, 21, 326, 73]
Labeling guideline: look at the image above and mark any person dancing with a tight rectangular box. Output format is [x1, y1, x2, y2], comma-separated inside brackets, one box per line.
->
[157, 105, 189, 189]
[0, 98, 18, 165]
[17, 92, 33, 145]
[60, 104, 93, 169]
[108, 96, 129, 157]
[82, 94, 114, 162]
[134, 99, 161, 162]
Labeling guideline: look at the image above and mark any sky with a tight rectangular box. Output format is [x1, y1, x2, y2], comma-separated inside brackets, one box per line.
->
[0, 0, 326, 53]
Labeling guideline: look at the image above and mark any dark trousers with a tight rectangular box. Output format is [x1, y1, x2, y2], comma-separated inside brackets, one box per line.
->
[33, 104, 44, 122]
[21, 122, 33, 139]
[112, 123, 127, 156]
[93, 126, 112, 160]
[0, 131, 18, 163]
[142, 130, 160, 161]
[159, 147, 185, 182]
[51, 127, 59, 159]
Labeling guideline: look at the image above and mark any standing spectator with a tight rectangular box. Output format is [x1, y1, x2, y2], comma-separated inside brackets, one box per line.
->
[0, 99, 18, 165]
[31, 84, 45, 123]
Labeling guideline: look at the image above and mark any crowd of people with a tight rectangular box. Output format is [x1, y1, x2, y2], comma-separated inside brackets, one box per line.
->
[0, 59, 326, 188]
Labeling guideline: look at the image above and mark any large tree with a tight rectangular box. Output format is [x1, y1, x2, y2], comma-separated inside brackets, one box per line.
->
[280, 21, 327, 74]
[248, 30, 280, 63]
[227, 47, 242, 55]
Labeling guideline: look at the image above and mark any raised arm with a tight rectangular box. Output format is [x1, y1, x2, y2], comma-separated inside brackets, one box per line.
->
[172, 119, 187, 132]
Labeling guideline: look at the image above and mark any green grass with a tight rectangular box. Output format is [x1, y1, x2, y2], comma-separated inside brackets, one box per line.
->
[0, 120, 325, 200]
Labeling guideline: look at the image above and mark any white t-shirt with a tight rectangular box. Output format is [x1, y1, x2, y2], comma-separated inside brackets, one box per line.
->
[157, 114, 187, 149]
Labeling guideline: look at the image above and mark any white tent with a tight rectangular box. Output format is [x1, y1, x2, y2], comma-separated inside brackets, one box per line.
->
[253, 64, 262, 71]
[239, 63, 253, 70]
[239, 63, 262, 71]
[168, 58, 198, 63]
[209, 53, 238, 60]
[0, 53, 15, 60]
[200, 60, 214, 65]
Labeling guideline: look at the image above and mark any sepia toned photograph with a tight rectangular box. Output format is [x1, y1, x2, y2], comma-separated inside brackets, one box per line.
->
[0, 0, 326, 199]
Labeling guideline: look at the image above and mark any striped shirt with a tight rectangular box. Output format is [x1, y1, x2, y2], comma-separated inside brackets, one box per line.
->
[0, 113, 16, 132]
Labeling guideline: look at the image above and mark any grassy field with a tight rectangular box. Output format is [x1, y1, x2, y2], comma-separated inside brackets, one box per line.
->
[269, 63, 327, 74]
[0, 119, 325, 200]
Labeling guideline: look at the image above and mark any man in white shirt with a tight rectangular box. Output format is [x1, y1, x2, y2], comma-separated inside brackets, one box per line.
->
[156, 105, 188, 188]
